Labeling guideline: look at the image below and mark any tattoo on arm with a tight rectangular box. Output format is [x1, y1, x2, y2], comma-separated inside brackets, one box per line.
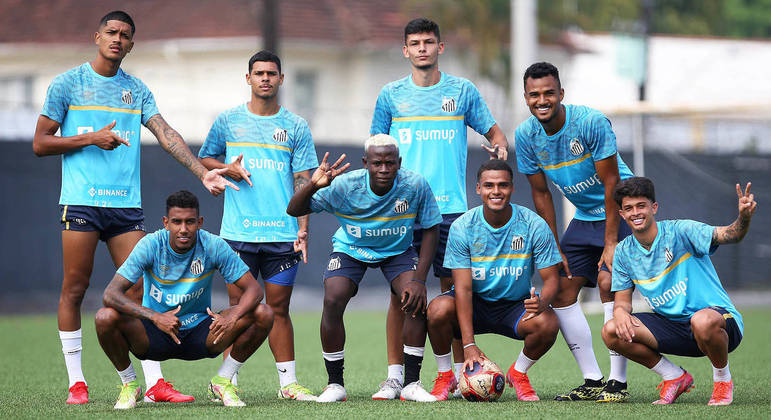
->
[146, 115, 205, 178]
[104, 277, 156, 320]
[294, 172, 310, 192]
[713, 216, 750, 245]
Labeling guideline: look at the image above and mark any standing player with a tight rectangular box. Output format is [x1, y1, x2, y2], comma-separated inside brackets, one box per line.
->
[95, 190, 274, 409]
[287, 135, 442, 403]
[426, 160, 561, 401]
[370, 17, 509, 399]
[198, 50, 318, 400]
[514, 62, 635, 401]
[32, 11, 238, 404]
[603, 177, 755, 405]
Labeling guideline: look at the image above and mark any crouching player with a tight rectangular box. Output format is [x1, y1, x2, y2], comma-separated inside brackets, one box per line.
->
[95, 190, 274, 409]
[603, 177, 756, 405]
[427, 160, 561, 401]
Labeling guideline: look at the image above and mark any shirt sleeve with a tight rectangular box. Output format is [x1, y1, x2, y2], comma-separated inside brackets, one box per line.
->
[676, 219, 716, 257]
[611, 244, 634, 292]
[40, 75, 69, 123]
[370, 88, 393, 135]
[138, 80, 160, 125]
[198, 113, 227, 159]
[309, 179, 341, 214]
[116, 236, 155, 284]
[290, 119, 319, 173]
[443, 219, 471, 269]
[212, 236, 250, 284]
[415, 176, 442, 229]
[584, 111, 618, 162]
[463, 81, 496, 135]
[514, 125, 540, 175]
[531, 216, 562, 269]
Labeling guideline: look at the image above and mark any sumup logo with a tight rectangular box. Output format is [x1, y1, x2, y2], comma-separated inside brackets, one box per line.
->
[398, 128, 412, 144]
[346, 224, 362, 238]
[569, 138, 584, 155]
[472, 267, 486, 281]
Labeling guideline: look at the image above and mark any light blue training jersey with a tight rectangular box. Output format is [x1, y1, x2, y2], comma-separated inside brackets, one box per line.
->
[41, 63, 159, 208]
[515, 104, 634, 221]
[117, 228, 249, 330]
[199, 105, 318, 242]
[370, 73, 496, 214]
[310, 168, 442, 262]
[444, 204, 562, 302]
[612, 220, 743, 334]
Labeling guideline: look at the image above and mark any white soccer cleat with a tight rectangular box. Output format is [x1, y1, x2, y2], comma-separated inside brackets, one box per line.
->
[316, 383, 347, 402]
[452, 388, 462, 399]
[400, 381, 437, 402]
[371, 378, 403, 400]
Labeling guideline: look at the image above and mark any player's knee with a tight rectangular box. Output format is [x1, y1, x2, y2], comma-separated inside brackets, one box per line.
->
[601, 319, 619, 346]
[538, 309, 560, 337]
[426, 296, 454, 326]
[322, 293, 347, 316]
[266, 296, 291, 319]
[690, 310, 723, 341]
[94, 307, 120, 330]
[60, 279, 90, 304]
[253, 303, 274, 330]
[552, 287, 579, 308]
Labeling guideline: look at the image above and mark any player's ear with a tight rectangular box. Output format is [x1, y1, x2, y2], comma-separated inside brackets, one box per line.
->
[402, 45, 409, 58]
[125, 40, 134, 54]
[162, 216, 169, 229]
[437, 41, 444, 55]
[559, 88, 565, 101]
[476, 183, 481, 195]
[652, 202, 658, 214]
[279, 73, 284, 86]
[198, 216, 204, 227]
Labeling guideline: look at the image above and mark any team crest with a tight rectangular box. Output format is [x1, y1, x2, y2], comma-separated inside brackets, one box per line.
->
[665, 248, 674, 264]
[569, 138, 584, 155]
[472, 267, 486, 281]
[441, 97, 457, 113]
[328, 257, 341, 271]
[394, 199, 409, 214]
[189, 258, 204, 276]
[411, 256, 419, 271]
[510, 235, 524, 251]
[121, 89, 133, 105]
[273, 128, 288, 143]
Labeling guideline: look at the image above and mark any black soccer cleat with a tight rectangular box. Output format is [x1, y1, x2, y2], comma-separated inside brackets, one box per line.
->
[554, 378, 605, 401]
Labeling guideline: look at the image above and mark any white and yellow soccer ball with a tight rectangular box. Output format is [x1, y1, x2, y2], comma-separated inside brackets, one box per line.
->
[458, 359, 506, 402]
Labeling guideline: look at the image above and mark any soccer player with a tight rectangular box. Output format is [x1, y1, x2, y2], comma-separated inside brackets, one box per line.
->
[603, 177, 755, 406]
[514, 62, 635, 401]
[426, 160, 561, 401]
[287, 134, 442, 403]
[369, 17, 509, 399]
[32, 11, 239, 404]
[198, 50, 318, 400]
[95, 190, 274, 409]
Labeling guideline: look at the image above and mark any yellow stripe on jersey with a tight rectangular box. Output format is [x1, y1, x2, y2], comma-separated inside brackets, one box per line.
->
[68, 105, 141, 114]
[539, 153, 592, 170]
[471, 253, 533, 262]
[226, 142, 292, 152]
[334, 212, 416, 222]
[151, 269, 215, 285]
[632, 253, 692, 285]
[392, 116, 465, 122]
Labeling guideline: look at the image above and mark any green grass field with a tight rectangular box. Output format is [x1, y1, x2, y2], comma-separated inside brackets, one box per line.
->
[1, 308, 769, 419]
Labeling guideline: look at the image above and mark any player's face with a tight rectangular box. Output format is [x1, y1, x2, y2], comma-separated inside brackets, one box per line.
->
[403, 32, 444, 70]
[619, 196, 658, 234]
[524, 75, 564, 124]
[477, 170, 513, 212]
[363, 145, 401, 193]
[163, 207, 203, 254]
[247, 61, 283, 99]
[94, 20, 134, 62]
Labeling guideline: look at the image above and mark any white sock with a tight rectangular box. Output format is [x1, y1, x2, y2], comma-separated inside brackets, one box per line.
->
[651, 356, 683, 381]
[514, 351, 537, 374]
[217, 355, 245, 381]
[434, 352, 452, 373]
[603, 302, 628, 383]
[454, 363, 464, 381]
[232, 371, 239, 386]
[140, 360, 163, 389]
[322, 350, 344, 361]
[277, 361, 297, 388]
[117, 363, 137, 385]
[59, 329, 85, 387]
[553, 302, 603, 381]
[387, 364, 404, 384]
[403, 345, 425, 357]
[713, 361, 731, 382]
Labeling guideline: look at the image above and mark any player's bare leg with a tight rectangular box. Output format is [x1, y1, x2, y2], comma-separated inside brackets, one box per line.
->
[425, 293, 458, 400]
[440, 275, 464, 393]
[374, 293, 406, 399]
[691, 308, 734, 405]
[596, 269, 629, 402]
[317, 276, 356, 402]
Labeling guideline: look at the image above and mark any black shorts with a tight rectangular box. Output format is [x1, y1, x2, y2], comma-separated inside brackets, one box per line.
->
[413, 213, 463, 278]
[323, 248, 418, 295]
[136, 316, 218, 361]
[60, 205, 144, 241]
[634, 307, 743, 357]
[442, 290, 527, 340]
[559, 218, 631, 287]
[225, 240, 302, 286]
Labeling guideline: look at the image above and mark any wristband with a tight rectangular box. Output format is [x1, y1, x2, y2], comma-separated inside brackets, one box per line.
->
[463, 342, 476, 349]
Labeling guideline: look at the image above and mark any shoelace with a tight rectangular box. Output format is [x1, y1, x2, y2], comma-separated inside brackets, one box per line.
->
[712, 382, 731, 398]
[512, 374, 535, 394]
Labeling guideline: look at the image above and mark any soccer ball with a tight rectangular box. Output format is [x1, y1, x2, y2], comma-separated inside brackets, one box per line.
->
[458, 359, 505, 402]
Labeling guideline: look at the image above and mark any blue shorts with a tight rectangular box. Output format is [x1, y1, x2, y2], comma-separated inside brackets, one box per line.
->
[59, 205, 144, 241]
[413, 213, 462, 278]
[634, 307, 743, 357]
[137, 316, 218, 361]
[323, 248, 418, 295]
[225, 240, 301, 286]
[559, 218, 631, 287]
[442, 290, 527, 340]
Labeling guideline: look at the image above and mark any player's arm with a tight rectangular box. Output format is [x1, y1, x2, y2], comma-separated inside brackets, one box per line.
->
[595, 155, 622, 270]
[523, 264, 560, 321]
[200, 155, 253, 186]
[208, 271, 263, 343]
[293, 170, 311, 262]
[454, 267, 485, 369]
[611, 287, 638, 343]
[481, 124, 509, 160]
[286, 152, 349, 216]
[526, 172, 571, 278]
[712, 182, 757, 245]
[32, 115, 129, 156]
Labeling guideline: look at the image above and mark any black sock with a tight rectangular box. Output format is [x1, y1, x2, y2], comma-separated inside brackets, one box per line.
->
[324, 358, 344, 386]
[404, 352, 423, 385]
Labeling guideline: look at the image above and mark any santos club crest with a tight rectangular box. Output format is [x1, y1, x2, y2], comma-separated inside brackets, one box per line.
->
[665, 248, 674, 264]
[328, 257, 341, 271]
[273, 128, 288, 143]
[569, 138, 584, 155]
[441, 97, 457, 113]
[510, 235, 524, 251]
[394, 199, 409, 214]
[121, 89, 133, 105]
[189, 258, 204, 276]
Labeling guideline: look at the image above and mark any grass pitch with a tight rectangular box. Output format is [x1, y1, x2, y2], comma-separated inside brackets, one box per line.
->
[1, 308, 769, 419]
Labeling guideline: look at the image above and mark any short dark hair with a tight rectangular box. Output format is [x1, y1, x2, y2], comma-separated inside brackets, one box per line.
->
[613, 177, 656, 207]
[477, 159, 513, 182]
[248, 50, 281, 73]
[404, 18, 440, 43]
[99, 11, 135, 37]
[523, 61, 560, 89]
[166, 190, 199, 215]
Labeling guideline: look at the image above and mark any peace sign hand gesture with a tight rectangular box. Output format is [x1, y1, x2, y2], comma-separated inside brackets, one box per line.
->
[736, 182, 757, 220]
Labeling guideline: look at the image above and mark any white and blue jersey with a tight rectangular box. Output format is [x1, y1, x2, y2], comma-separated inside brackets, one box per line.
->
[444, 204, 562, 301]
[515, 105, 634, 221]
[371, 73, 496, 214]
[199, 105, 318, 242]
[41, 63, 159, 208]
[612, 220, 743, 334]
[117, 229, 249, 330]
[310, 168, 442, 262]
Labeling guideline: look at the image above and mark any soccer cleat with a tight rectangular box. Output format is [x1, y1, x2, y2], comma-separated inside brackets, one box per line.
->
[66, 381, 88, 404]
[278, 382, 318, 401]
[209, 376, 245, 407]
[144, 379, 195, 403]
[114, 381, 142, 410]
[596, 379, 630, 403]
[317, 383, 347, 402]
[371, 378, 403, 400]
[554, 378, 605, 401]
[429, 371, 458, 401]
[506, 366, 539, 401]
[652, 370, 694, 405]
[400, 381, 437, 402]
[708, 380, 733, 406]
